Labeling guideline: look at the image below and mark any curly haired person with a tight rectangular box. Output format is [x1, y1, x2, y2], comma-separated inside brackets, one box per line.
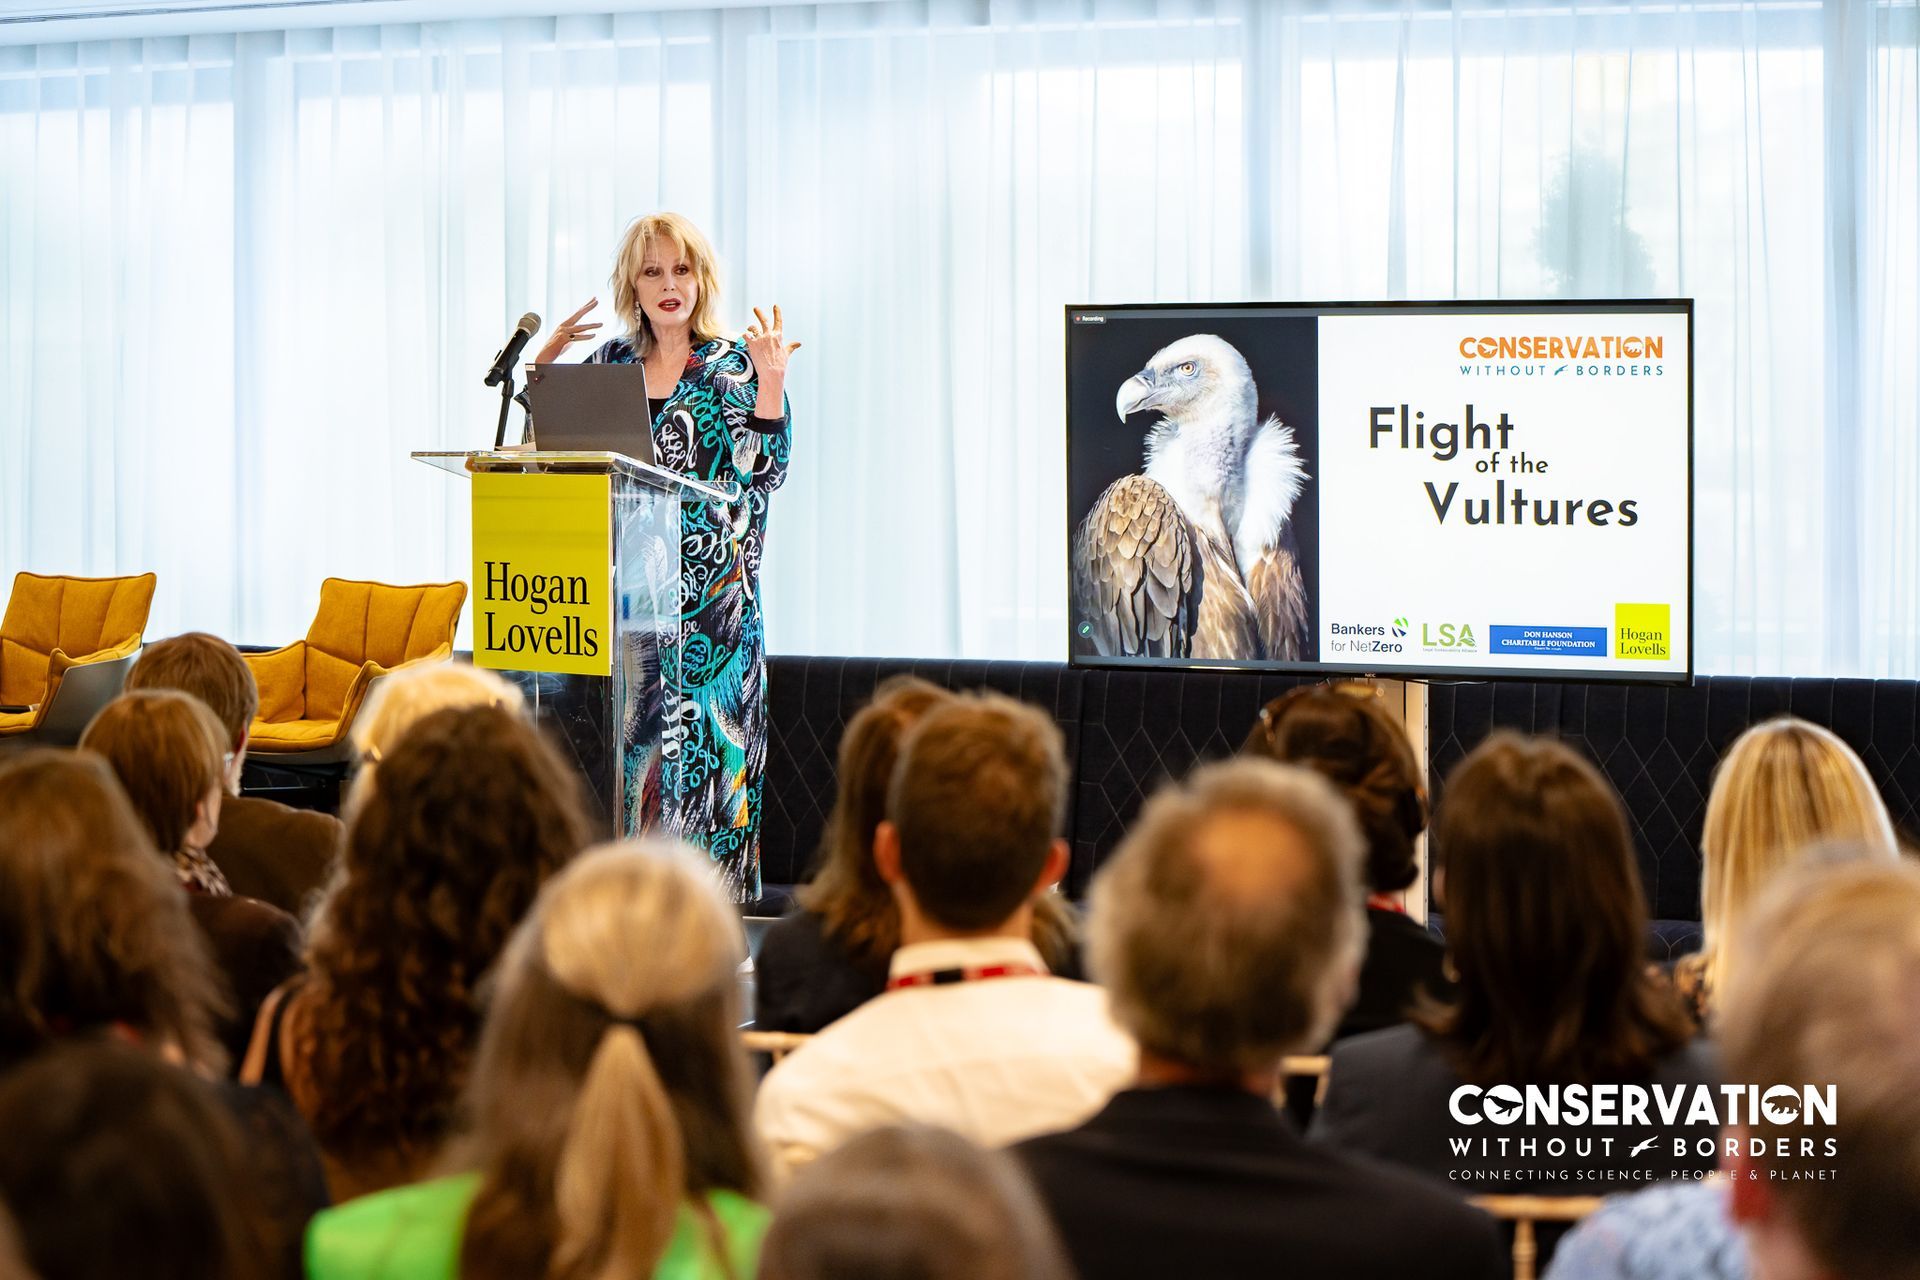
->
[240, 703, 592, 1200]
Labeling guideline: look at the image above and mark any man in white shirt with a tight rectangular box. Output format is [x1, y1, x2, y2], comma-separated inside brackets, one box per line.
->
[754, 690, 1136, 1175]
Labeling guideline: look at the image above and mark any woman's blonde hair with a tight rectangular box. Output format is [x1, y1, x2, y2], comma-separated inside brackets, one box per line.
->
[351, 664, 523, 769]
[458, 841, 762, 1280]
[1698, 717, 1897, 996]
[610, 212, 725, 354]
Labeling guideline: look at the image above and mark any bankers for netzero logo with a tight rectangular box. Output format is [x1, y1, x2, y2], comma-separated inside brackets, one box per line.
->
[1328, 621, 1403, 655]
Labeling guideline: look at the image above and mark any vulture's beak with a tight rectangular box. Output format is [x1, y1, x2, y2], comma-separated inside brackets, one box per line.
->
[1116, 370, 1164, 419]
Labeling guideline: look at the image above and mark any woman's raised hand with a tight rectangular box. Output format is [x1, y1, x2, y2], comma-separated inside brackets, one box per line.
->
[743, 305, 801, 385]
[532, 298, 603, 364]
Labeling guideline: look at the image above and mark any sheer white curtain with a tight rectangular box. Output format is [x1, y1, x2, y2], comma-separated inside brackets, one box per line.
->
[1, 0, 1915, 674]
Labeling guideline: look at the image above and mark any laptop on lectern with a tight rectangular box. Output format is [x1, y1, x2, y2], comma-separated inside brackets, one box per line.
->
[522, 363, 655, 465]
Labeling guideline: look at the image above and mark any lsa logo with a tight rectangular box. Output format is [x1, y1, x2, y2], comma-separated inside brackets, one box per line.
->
[1423, 622, 1478, 652]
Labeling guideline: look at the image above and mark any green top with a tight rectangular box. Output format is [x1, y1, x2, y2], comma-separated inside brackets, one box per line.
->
[305, 1172, 769, 1280]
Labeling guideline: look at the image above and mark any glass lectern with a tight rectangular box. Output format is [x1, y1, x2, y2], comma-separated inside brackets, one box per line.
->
[413, 450, 734, 838]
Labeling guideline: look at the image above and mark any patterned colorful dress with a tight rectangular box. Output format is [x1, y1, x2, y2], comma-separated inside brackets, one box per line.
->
[586, 334, 791, 901]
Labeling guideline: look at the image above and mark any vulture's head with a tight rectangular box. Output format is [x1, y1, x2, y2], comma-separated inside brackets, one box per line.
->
[1114, 335, 1259, 448]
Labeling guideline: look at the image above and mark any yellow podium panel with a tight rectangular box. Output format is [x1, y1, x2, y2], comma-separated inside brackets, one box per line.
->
[471, 472, 612, 676]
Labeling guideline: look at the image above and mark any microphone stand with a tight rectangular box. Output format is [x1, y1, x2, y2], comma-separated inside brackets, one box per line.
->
[493, 367, 516, 449]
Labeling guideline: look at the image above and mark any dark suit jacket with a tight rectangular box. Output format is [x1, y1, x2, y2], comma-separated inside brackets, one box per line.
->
[1015, 1085, 1507, 1280]
[752, 908, 889, 1034]
[1312, 1024, 1720, 1183]
[1284, 908, 1455, 1127]
[1340, 907, 1453, 1039]
[187, 892, 304, 1070]
[753, 906, 1089, 1034]
[208, 794, 341, 917]
[1311, 1025, 1720, 1266]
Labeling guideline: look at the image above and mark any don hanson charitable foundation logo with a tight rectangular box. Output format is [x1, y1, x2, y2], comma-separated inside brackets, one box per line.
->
[1442, 1082, 1840, 1188]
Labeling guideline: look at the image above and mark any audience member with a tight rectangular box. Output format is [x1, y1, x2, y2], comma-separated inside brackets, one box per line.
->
[1312, 733, 1716, 1242]
[1015, 757, 1504, 1280]
[1242, 682, 1450, 1039]
[0, 753, 328, 1278]
[126, 631, 342, 915]
[349, 662, 524, 783]
[1546, 850, 1920, 1280]
[0, 1041, 270, 1280]
[306, 841, 769, 1280]
[755, 676, 1081, 1034]
[1674, 716, 1897, 1025]
[240, 702, 590, 1201]
[758, 1124, 1072, 1280]
[0, 750, 225, 1072]
[1720, 856, 1920, 1278]
[78, 690, 303, 1064]
[1543, 1177, 1749, 1280]
[754, 691, 1134, 1173]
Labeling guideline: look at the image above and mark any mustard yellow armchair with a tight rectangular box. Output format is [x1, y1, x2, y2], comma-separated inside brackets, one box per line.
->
[0, 571, 157, 745]
[245, 577, 467, 761]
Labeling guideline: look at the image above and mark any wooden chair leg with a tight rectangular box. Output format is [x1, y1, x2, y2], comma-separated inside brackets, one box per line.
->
[1513, 1218, 1536, 1280]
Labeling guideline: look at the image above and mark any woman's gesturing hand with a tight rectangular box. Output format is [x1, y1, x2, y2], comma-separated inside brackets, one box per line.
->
[743, 305, 801, 386]
[532, 298, 603, 365]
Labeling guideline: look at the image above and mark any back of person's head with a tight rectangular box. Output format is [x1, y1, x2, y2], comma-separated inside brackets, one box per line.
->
[78, 690, 228, 855]
[459, 841, 761, 1280]
[883, 692, 1068, 931]
[0, 751, 224, 1071]
[1242, 683, 1427, 893]
[1426, 732, 1690, 1085]
[351, 662, 525, 769]
[798, 677, 955, 960]
[302, 702, 590, 1161]
[0, 1040, 265, 1280]
[757, 1124, 1072, 1280]
[1719, 858, 1920, 1280]
[1089, 757, 1365, 1073]
[1700, 717, 1897, 995]
[124, 633, 257, 754]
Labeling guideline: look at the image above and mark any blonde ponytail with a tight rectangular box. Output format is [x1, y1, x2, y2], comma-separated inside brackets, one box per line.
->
[456, 842, 762, 1280]
[552, 1024, 685, 1280]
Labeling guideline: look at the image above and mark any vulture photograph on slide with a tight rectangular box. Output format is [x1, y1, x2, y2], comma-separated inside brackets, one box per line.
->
[1069, 320, 1319, 664]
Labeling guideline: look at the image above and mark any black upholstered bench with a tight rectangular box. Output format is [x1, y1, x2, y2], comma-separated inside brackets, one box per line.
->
[760, 659, 1920, 953]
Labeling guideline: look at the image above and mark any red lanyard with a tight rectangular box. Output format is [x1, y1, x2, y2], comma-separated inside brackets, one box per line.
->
[886, 962, 1046, 991]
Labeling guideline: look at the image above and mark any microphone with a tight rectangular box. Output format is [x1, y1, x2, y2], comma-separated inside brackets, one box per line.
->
[484, 312, 541, 387]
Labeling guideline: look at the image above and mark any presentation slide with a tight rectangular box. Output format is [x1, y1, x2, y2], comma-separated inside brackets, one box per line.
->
[1066, 301, 1692, 684]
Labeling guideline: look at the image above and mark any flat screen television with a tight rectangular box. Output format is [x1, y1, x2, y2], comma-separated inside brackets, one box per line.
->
[1066, 300, 1692, 684]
